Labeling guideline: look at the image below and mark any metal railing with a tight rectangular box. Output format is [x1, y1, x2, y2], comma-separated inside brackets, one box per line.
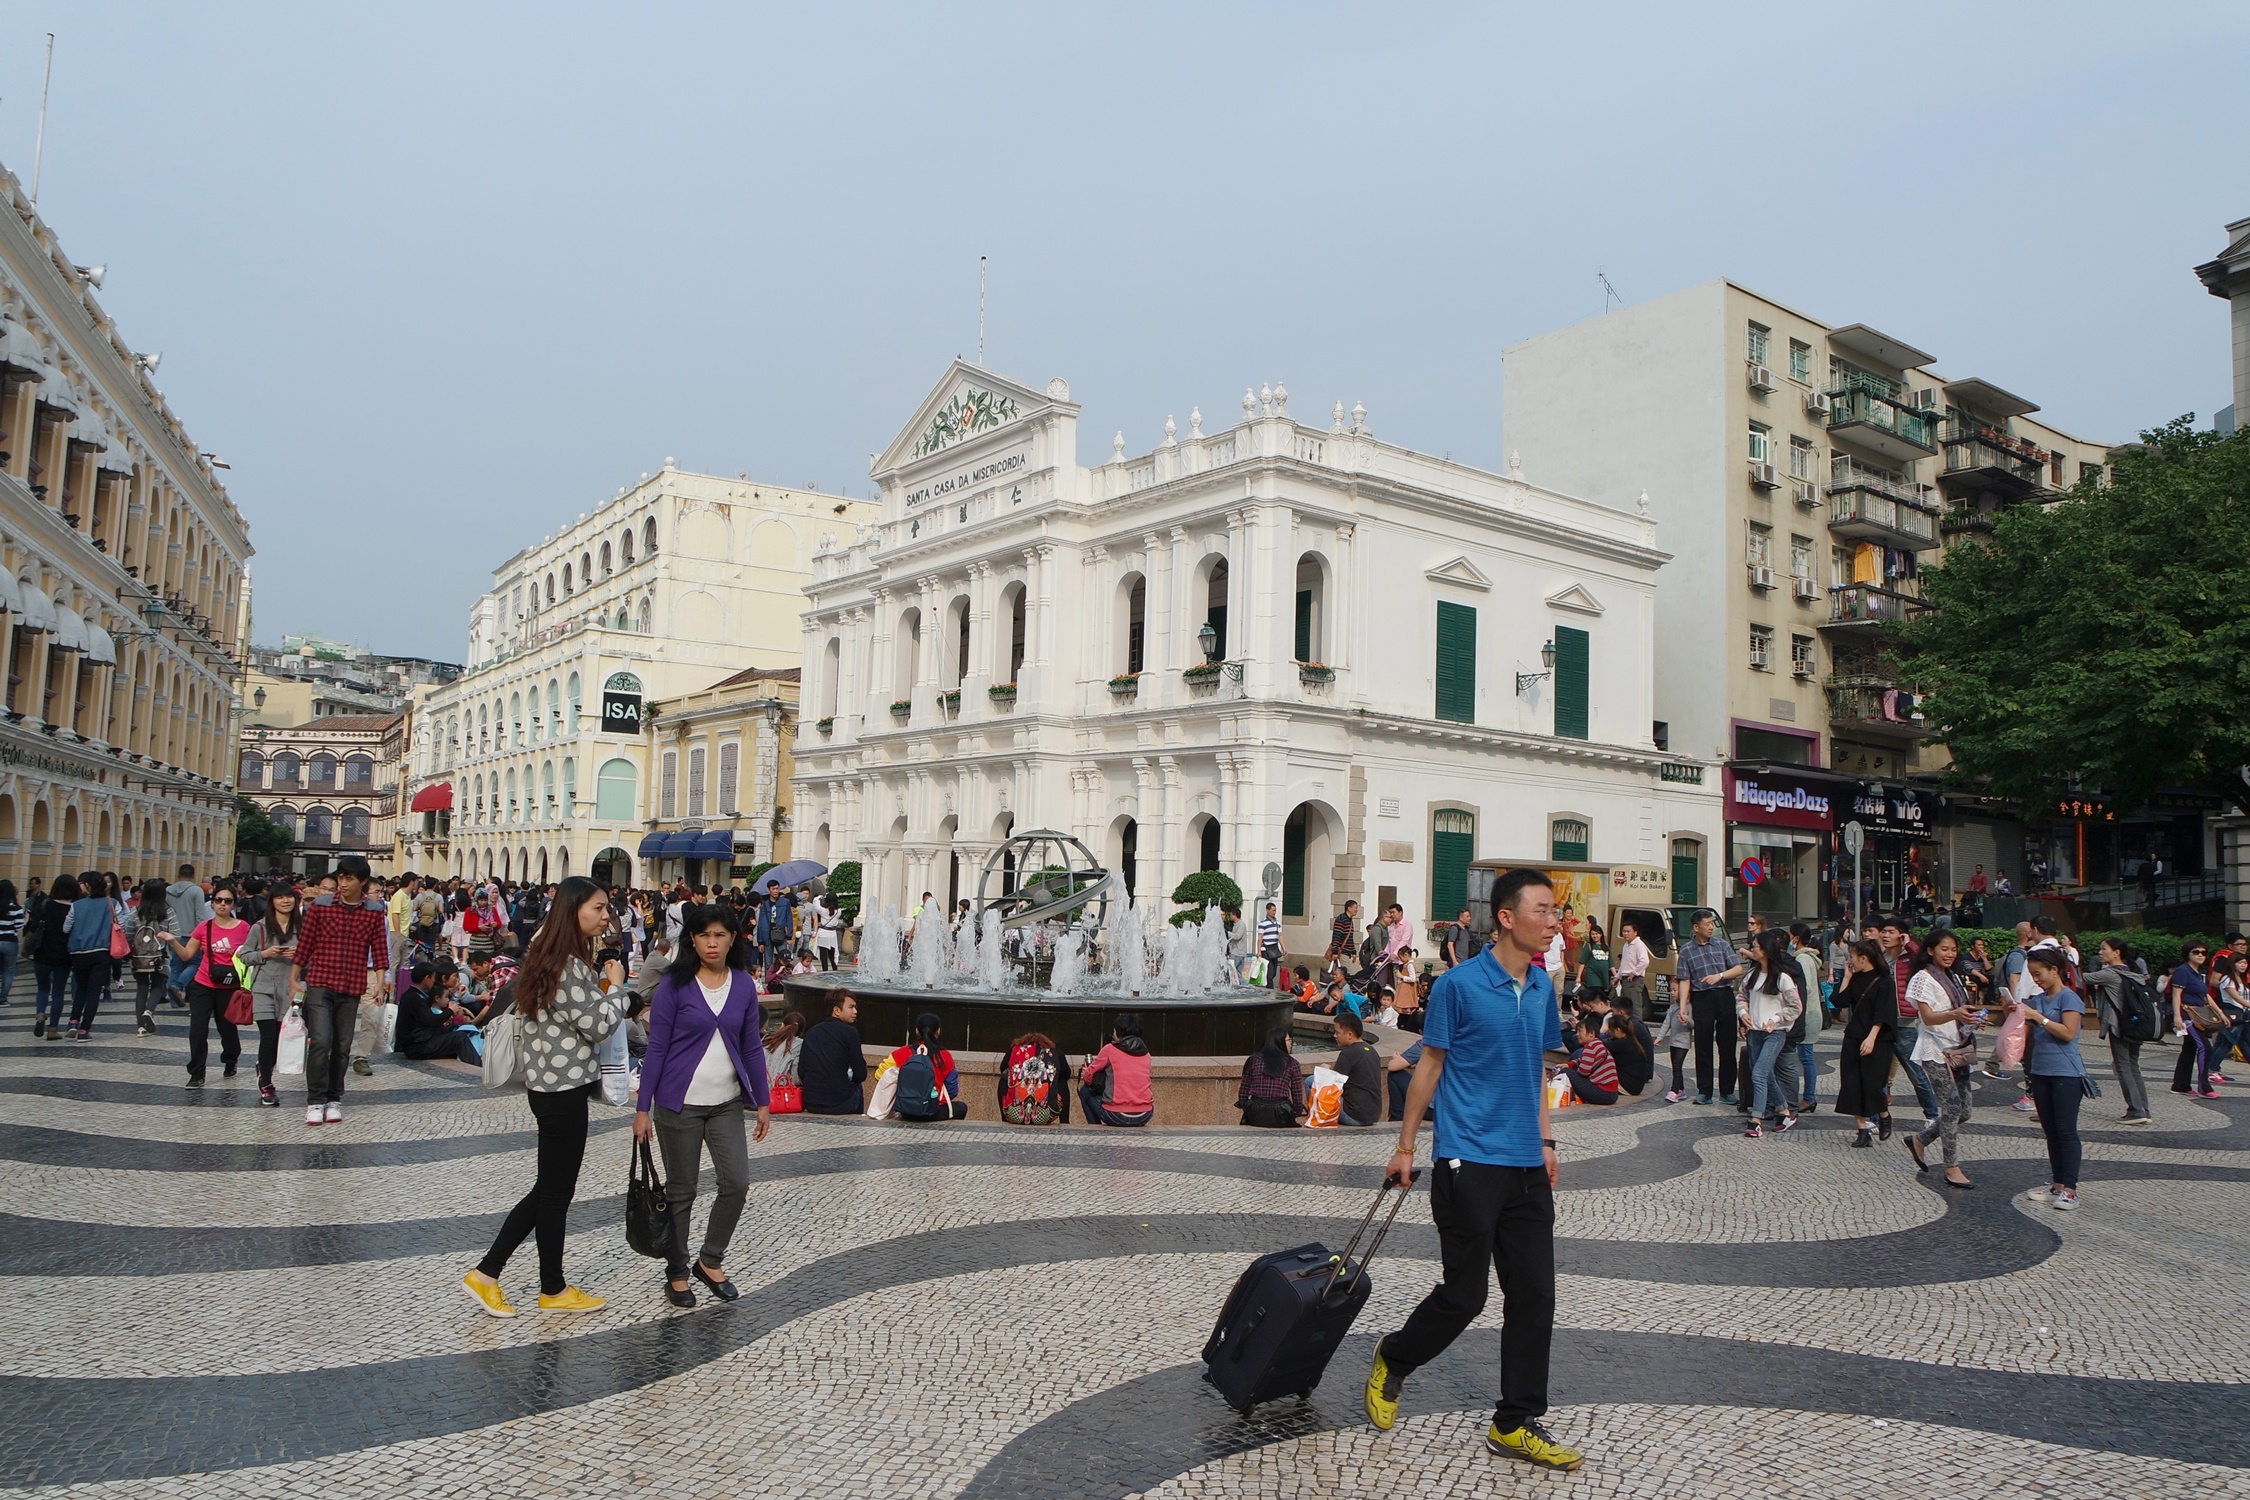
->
[1826, 387, 1938, 450]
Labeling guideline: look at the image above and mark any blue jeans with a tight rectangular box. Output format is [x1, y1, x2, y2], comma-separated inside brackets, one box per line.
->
[1796, 1040, 1818, 1106]
[1889, 1029, 1940, 1118]
[167, 952, 197, 1005]
[0, 939, 16, 1005]
[34, 959, 70, 1026]
[1746, 1029, 1790, 1119]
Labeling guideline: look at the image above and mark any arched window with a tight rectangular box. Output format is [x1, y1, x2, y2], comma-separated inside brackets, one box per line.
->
[472, 773, 485, 823]
[637, 597, 652, 633]
[1294, 552, 1328, 664]
[1116, 573, 1146, 676]
[545, 573, 556, 604]
[527, 684, 542, 742]
[510, 692, 523, 746]
[272, 751, 301, 788]
[239, 751, 264, 787]
[821, 637, 841, 717]
[595, 757, 637, 821]
[307, 753, 337, 788]
[1431, 809, 1476, 922]
[1002, 582, 1026, 685]
[1202, 557, 1231, 660]
[1549, 816, 1590, 863]
[895, 607, 921, 703]
[547, 677, 562, 736]
[562, 562, 573, 595]
[562, 756, 576, 818]
[580, 551, 592, 586]
[600, 541, 612, 576]
[505, 767, 519, 822]
[567, 672, 582, 731]
[477, 705, 488, 754]
[620, 528, 635, 566]
[543, 761, 557, 819]
[270, 806, 298, 839]
[343, 755, 375, 790]
[340, 808, 370, 847]
[303, 807, 333, 846]
[643, 516, 658, 556]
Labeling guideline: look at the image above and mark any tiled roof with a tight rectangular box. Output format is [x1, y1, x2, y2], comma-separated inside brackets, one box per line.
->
[704, 666, 801, 691]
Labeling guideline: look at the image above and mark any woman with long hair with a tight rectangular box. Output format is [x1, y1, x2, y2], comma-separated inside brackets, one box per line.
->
[1736, 928, 1804, 1138]
[63, 869, 119, 1040]
[1833, 939, 1897, 1147]
[29, 873, 77, 1039]
[763, 1009, 807, 1086]
[1236, 1025, 1306, 1127]
[632, 904, 770, 1307]
[1903, 930, 1979, 1188]
[464, 877, 628, 1317]
[2019, 947, 2090, 1211]
[886, 1011, 968, 1121]
[239, 883, 302, 1107]
[128, 881, 172, 1037]
[1601, 1009, 1653, 1097]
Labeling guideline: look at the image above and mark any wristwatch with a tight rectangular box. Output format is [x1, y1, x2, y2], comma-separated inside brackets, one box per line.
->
[1542, 1137, 1558, 1151]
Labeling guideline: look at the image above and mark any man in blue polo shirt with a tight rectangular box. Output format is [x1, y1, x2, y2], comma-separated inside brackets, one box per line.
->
[1364, 867, 1580, 1473]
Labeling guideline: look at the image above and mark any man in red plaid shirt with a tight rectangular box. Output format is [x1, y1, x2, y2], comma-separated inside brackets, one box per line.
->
[289, 855, 391, 1126]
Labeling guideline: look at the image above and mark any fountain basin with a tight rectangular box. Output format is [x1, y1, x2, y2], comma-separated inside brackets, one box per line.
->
[776, 972, 1294, 1058]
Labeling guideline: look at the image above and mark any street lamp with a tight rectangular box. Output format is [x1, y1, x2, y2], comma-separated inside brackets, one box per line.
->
[1195, 620, 1245, 683]
[1515, 639, 1558, 696]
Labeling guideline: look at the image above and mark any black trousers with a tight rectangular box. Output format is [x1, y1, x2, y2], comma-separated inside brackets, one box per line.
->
[1380, 1159, 1556, 1430]
[478, 1083, 594, 1296]
[1690, 988, 1738, 1098]
[185, 981, 241, 1082]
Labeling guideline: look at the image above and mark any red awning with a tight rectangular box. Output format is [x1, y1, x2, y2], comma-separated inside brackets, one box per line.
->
[408, 782, 454, 812]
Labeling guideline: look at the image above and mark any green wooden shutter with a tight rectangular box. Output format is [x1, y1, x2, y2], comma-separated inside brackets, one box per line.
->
[1282, 809, 1308, 918]
[1431, 810, 1475, 921]
[1550, 818, 1589, 862]
[1553, 626, 1589, 740]
[1294, 589, 1313, 662]
[1670, 839, 1700, 905]
[1435, 601, 1477, 723]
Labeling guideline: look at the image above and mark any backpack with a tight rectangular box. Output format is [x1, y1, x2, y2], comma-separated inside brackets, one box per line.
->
[892, 1047, 946, 1121]
[2114, 971, 2161, 1043]
[131, 918, 170, 971]
[999, 1042, 1062, 1125]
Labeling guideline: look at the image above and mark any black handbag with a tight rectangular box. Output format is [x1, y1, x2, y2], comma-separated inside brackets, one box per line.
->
[625, 1138, 677, 1260]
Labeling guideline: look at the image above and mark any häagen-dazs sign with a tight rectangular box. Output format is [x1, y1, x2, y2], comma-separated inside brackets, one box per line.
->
[1723, 767, 1836, 832]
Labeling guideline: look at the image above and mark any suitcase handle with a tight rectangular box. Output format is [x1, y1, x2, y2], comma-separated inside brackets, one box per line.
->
[1319, 1170, 1419, 1305]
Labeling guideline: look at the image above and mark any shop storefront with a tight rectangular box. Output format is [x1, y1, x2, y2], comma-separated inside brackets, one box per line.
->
[1722, 765, 1841, 929]
[1830, 779, 1940, 921]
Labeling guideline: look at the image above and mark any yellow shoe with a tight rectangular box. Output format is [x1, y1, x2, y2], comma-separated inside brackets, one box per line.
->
[1364, 1345, 1403, 1430]
[1487, 1419, 1582, 1471]
[461, 1271, 516, 1319]
[537, 1287, 607, 1313]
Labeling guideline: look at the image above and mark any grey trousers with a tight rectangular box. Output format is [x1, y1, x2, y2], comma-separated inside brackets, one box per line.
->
[1912, 1061, 1973, 1168]
[653, 1096, 752, 1279]
[2108, 1036, 2150, 1119]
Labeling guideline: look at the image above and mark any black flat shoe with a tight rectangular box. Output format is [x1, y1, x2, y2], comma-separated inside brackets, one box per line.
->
[1906, 1137, 1928, 1173]
[1878, 1117, 1893, 1142]
[691, 1262, 740, 1301]
[1944, 1178, 1976, 1190]
[664, 1283, 696, 1309]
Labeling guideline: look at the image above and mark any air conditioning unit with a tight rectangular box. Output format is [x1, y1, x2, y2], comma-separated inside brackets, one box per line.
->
[1747, 462, 1780, 489]
[1789, 477, 1819, 508]
[1793, 661, 1817, 680]
[1749, 564, 1776, 590]
[1747, 364, 1778, 394]
[1793, 576, 1820, 602]
[1804, 389, 1832, 416]
[1908, 388, 1940, 412]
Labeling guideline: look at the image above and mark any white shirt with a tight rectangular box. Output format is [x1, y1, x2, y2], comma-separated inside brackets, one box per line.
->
[1616, 936, 1652, 979]
[683, 976, 741, 1106]
[1906, 968, 1964, 1064]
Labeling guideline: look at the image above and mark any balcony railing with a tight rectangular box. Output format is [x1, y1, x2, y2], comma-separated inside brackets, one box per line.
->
[1827, 487, 1939, 548]
[1824, 583, 1930, 629]
[1825, 677, 1926, 740]
[1938, 424, 2047, 495]
[1826, 386, 1939, 458]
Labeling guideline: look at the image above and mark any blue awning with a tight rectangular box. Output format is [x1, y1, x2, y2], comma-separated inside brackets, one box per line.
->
[684, 830, 738, 860]
[636, 832, 670, 857]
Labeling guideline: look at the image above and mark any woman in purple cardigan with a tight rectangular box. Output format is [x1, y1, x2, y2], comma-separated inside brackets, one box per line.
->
[632, 904, 771, 1308]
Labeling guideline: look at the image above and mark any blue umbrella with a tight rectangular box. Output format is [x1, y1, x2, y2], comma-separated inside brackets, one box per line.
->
[752, 859, 828, 893]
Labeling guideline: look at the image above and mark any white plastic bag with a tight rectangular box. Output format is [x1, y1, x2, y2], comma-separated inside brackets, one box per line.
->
[379, 1002, 399, 1051]
[1305, 1065, 1346, 1128]
[275, 1007, 307, 1076]
[865, 1063, 899, 1120]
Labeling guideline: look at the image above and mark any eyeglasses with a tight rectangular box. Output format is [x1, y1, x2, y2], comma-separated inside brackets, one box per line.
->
[212, 898, 235, 905]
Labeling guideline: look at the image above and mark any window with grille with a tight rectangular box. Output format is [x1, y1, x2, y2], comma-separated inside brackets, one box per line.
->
[718, 742, 740, 815]
[1749, 625, 1774, 672]
[1790, 537, 1813, 579]
[341, 811, 368, 845]
[1747, 322, 1770, 365]
[1747, 523, 1773, 567]
[660, 752, 678, 819]
[1789, 339, 1811, 383]
[687, 746, 706, 817]
[1791, 635, 1816, 676]
[1549, 817, 1589, 862]
[1789, 436, 1816, 478]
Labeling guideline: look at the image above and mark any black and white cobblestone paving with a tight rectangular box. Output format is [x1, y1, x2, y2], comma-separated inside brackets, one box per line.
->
[1, 1001, 2244, 1497]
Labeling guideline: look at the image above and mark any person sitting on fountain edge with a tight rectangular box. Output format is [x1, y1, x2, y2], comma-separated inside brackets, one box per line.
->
[798, 990, 868, 1114]
[1079, 1013, 1155, 1126]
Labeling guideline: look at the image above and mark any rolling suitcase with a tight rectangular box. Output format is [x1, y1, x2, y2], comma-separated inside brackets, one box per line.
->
[1201, 1172, 1418, 1413]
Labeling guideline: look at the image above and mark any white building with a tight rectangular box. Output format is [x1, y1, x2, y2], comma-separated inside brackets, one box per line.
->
[793, 363, 1722, 955]
[407, 463, 876, 887]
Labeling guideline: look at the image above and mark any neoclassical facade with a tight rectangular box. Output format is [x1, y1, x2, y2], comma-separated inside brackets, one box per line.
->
[236, 713, 405, 876]
[0, 159, 248, 886]
[402, 464, 874, 887]
[794, 364, 1723, 951]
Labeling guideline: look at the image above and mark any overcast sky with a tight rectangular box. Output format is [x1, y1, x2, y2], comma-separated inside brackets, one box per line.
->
[4, 3, 2243, 661]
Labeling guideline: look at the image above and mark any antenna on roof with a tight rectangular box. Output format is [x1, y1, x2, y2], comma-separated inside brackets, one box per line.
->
[30, 34, 55, 203]
[1598, 268, 1622, 315]
[977, 256, 988, 366]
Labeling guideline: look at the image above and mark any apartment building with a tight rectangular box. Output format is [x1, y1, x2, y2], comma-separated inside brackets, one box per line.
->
[1504, 280, 2110, 923]
[0, 158, 250, 885]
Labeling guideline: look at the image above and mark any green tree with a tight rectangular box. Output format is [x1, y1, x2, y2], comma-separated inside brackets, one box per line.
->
[1170, 869, 1244, 926]
[1901, 418, 2250, 815]
[826, 860, 862, 921]
[235, 795, 292, 857]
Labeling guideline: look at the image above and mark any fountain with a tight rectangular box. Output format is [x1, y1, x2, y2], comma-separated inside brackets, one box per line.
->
[778, 829, 1290, 1056]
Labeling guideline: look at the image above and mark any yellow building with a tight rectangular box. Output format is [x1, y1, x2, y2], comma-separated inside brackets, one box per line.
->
[636, 666, 799, 890]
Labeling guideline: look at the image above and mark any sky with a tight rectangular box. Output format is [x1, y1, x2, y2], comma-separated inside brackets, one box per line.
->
[3, 3, 2243, 661]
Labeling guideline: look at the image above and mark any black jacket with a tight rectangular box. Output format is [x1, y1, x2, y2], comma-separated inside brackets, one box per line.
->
[799, 1017, 867, 1114]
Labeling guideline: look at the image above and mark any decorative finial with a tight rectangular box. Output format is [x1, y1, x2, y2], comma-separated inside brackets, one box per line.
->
[1259, 382, 1273, 414]
[1332, 400, 1346, 433]
[1112, 431, 1126, 462]
[1243, 388, 1257, 419]
[1047, 376, 1070, 400]
[1508, 449, 1524, 479]
[1351, 400, 1367, 433]
[1189, 406, 1203, 438]
[663, 456, 675, 469]
[1272, 381, 1289, 416]
[1636, 489, 1652, 519]
[1162, 415, 1177, 445]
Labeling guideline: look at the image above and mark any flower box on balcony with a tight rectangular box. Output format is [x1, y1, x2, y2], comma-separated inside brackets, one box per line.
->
[940, 690, 960, 713]
[1108, 673, 1142, 695]
[888, 700, 912, 718]
[987, 683, 1018, 702]
[814, 716, 835, 734]
[1297, 662, 1335, 683]
[1181, 663, 1224, 683]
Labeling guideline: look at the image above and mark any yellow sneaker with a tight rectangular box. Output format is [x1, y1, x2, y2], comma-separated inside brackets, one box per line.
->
[1364, 1345, 1404, 1430]
[537, 1287, 607, 1314]
[461, 1271, 516, 1319]
[1487, 1419, 1582, 1471]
